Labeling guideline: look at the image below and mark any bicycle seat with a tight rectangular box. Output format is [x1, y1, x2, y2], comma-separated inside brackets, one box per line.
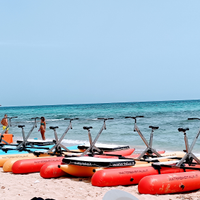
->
[83, 126, 93, 130]
[149, 126, 159, 130]
[18, 125, 25, 128]
[178, 128, 189, 132]
[49, 126, 59, 129]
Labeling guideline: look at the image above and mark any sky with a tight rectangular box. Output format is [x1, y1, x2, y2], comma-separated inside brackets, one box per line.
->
[1, 1, 200, 106]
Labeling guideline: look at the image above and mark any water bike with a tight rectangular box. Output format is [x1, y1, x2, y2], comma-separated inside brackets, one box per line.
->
[16, 117, 55, 146]
[0, 117, 55, 162]
[0, 117, 55, 153]
[0, 117, 57, 166]
[77, 118, 130, 153]
[138, 118, 200, 195]
[92, 118, 200, 187]
[0, 118, 80, 167]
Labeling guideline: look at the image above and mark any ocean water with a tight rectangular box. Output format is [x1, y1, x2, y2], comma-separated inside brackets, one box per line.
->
[1, 100, 200, 154]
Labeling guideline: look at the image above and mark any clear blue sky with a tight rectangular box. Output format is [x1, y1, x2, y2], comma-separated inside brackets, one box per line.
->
[1, 1, 200, 106]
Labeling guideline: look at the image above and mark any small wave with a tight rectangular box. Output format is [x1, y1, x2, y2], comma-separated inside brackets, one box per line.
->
[61, 139, 128, 147]
[48, 119, 63, 122]
[61, 139, 87, 145]
[91, 118, 98, 121]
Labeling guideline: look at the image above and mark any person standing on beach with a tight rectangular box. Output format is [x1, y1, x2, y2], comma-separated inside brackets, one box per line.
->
[39, 117, 46, 140]
[1, 114, 9, 134]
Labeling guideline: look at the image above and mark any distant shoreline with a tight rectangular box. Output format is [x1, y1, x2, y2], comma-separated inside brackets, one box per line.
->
[1, 98, 200, 108]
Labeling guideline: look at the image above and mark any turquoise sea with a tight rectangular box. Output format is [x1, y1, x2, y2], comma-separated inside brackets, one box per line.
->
[1, 100, 200, 155]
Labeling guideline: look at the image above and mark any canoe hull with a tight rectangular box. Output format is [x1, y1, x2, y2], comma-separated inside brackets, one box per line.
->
[12, 157, 64, 174]
[3, 156, 53, 172]
[40, 161, 68, 178]
[91, 165, 186, 187]
[0, 153, 36, 167]
[138, 171, 200, 195]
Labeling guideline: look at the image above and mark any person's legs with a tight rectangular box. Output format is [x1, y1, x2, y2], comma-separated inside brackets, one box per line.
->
[40, 129, 45, 140]
[3, 126, 8, 134]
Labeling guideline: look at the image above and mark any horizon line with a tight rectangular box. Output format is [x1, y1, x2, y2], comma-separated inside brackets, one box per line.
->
[0, 98, 200, 108]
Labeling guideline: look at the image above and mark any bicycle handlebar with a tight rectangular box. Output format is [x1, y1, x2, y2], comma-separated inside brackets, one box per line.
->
[9, 116, 18, 119]
[97, 118, 114, 120]
[125, 116, 144, 119]
[149, 126, 159, 130]
[64, 118, 79, 121]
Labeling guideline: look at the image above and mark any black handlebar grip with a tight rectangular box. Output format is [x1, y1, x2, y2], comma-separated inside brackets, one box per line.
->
[73, 118, 79, 120]
[64, 118, 79, 120]
[64, 118, 71, 120]
[188, 118, 200, 120]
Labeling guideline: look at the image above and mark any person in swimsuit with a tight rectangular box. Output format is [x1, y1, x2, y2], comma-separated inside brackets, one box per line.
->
[39, 117, 46, 140]
[1, 114, 9, 134]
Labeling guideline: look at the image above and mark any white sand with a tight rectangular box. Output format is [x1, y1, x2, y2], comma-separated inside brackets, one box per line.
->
[1, 168, 200, 200]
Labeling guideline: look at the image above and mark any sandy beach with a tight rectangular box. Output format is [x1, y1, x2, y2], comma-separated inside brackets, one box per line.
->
[1, 168, 200, 200]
